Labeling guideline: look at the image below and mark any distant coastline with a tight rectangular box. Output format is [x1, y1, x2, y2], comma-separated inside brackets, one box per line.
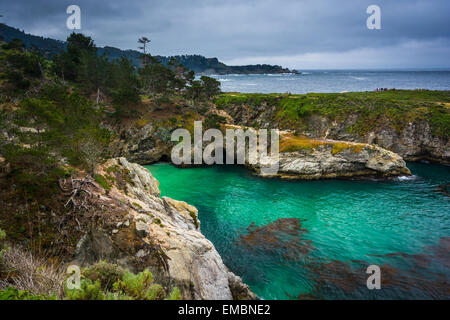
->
[0, 23, 297, 75]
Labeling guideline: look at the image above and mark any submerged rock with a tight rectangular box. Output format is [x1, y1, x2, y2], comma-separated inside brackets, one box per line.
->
[73, 157, 256, 300]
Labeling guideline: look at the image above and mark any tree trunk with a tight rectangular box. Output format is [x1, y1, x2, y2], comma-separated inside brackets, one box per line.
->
[96, 88, 100, 105]
[38, 61, 46, 80]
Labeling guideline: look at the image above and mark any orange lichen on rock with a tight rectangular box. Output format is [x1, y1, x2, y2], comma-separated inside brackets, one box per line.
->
[279, 133, 366, 154]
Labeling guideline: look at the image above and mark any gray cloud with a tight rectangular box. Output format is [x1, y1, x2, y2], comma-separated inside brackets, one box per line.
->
[1, 0, 449, 68]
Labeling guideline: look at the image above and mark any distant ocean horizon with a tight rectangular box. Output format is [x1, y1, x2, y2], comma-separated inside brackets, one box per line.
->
[209, 70, 450, 94]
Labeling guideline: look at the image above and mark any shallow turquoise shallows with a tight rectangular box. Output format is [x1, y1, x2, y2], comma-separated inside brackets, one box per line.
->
[144, 163, 450, 300]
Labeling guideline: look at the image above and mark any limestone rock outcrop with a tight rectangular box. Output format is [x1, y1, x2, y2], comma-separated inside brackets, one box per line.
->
[73, 157, 256, 300]
[252, 138, 411, 179]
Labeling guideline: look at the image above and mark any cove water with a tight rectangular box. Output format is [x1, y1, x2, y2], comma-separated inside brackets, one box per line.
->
[145, 162, 450, 300]
[210, 70, 450, 93]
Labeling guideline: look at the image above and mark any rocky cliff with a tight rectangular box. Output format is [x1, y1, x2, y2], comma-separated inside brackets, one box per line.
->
[111, 122, 173, 164]
[73, 157, 256, 300]
[214, 91, 450, 164]
[112, 119, 411, 180]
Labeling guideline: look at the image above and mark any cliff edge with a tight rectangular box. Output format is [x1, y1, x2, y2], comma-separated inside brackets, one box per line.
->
[73, 157, 257, 300]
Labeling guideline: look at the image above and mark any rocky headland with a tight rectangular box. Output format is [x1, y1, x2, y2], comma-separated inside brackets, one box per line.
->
[214, 91, 450, 164]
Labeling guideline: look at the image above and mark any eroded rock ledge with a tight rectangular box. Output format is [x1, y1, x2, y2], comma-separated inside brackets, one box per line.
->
[114, 121, 410, 180]
[74, 157, 256, 300]
[251, 134, 411, 179]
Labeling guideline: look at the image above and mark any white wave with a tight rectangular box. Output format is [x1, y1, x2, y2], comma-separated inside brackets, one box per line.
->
[350, 76, 368, 80]
[396, 175, 417, 181]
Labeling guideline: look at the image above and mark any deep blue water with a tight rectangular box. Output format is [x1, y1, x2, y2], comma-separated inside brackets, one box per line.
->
[210, 70, 450, 93]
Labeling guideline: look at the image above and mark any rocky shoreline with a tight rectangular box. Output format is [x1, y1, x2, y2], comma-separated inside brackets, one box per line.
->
[113, 122, 411, 180]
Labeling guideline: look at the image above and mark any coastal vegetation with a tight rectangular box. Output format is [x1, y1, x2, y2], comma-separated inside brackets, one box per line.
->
[279, 134, 366, 154]
[215, 91, 450, 137]
[0, 23, 296, 74]
[0, 31, 222, 299]
[0, 233, 180, 300]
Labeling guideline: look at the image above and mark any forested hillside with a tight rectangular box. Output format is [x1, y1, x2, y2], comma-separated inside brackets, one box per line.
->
[0, 23, 297, 74]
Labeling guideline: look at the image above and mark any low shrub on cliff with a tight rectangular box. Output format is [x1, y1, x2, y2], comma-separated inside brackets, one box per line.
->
[65, 278, 108, 300]
[0, 228, 5, 260]
[0, 287, 56, 300]
[113, 269, 165, 300]
[0, 232, 65, 298]
[81, 261, 124, 291]
[94, 173, 111, 190]
[64, 261, 181, 300]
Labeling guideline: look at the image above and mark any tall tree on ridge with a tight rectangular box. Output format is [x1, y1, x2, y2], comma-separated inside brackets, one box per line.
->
[138, 37, 151, 66]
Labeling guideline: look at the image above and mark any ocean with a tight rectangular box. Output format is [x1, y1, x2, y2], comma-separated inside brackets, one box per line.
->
[210, 70, 450, 93]
[146, 162, 450, 300]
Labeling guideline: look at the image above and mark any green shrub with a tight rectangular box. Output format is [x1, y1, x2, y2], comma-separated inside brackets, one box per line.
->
[113, 269, 155, 299]
[64, 262, 181, 300]
[82, 261, 124, 291]
[5, 70, 30, 90]
[144, 284, 165, 300]
[94, 174, 111, 190]
[167, 287, 182, 300]
[0, 228, 6, 260]
[65, 279, 105, 300]
[0, 287, 55, 300]
[204, 114, 226, 129]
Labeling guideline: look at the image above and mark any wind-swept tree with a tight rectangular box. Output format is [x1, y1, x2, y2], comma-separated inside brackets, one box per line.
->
[138, 37, 151, 66]
[167, 57, 195, 94]
[138, 37, 151, 54]
[199, 76, 221, 100]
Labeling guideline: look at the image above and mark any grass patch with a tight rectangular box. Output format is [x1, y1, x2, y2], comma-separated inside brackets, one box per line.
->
[132, 202, 142, 210]
[279, 134, 367, 154]
[94, 174, 111, 190]
[189, 211, 199, 229]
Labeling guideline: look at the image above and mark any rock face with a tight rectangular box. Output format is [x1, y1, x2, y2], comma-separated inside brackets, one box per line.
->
[74, 157, 256, 300]
[110, 123, 172, 164]
[219, 102, 449, 163]
[110, 107, 411, 180]
[328, 120, 450, 163]
[113, 119, 410, 180]
[252, 139, 410, 179]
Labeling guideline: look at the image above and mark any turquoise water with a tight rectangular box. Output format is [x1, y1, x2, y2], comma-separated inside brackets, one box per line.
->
[145, 162, 450, 299]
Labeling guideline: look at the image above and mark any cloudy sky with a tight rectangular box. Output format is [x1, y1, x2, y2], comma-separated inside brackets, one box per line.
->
[1, 0, 450, 69]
